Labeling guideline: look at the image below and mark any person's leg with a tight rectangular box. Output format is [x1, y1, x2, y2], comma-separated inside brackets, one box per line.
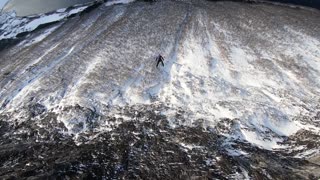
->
[156, 60, 160, 67]
[161, 60, 164, 66]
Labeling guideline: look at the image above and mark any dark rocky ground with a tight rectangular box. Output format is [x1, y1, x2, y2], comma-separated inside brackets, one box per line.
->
[0, 104, 319, 179]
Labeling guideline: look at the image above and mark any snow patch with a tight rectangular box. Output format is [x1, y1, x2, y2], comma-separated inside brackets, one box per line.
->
[240, 129, 286, 150]
[18, 24, 61, 47]
[105, 0, 136, 7]
[0, 6, 88, 40]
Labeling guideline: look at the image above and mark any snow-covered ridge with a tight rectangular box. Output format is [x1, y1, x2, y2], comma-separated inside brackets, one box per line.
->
[1, 0, 96, 16]
[0, 6, 89, 40]
[0, 0, 136, 41]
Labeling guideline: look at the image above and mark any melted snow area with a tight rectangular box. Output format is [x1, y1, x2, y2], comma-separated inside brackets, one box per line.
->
[0, 0, 320, 159]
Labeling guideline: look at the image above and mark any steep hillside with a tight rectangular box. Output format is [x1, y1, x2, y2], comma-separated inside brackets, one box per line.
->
[0, 0, 319, 179]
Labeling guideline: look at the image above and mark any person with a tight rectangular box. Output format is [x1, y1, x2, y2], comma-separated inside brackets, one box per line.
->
[156, 54, 164, 68]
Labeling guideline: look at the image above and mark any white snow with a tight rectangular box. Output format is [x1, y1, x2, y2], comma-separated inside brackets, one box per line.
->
[179, 143, 204, 150]
[105, 0, 136, 7]
[18, 24, 61, 47]
[25, 6, 87, 31]
[261, 89, 282, 103]
[0, 6, 88, 40]
[240, 129, 286, 150]
[226, 148, 248, 156]
[295, 149, 320, 158]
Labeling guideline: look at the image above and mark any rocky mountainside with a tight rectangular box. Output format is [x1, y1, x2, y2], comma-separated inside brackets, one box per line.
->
[265, 0, 320, 9]
[0, 0, 320, 179]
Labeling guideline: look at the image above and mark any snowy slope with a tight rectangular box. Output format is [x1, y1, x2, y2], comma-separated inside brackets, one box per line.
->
[1, 0, 320, 149]
[0, 0, 320, 178]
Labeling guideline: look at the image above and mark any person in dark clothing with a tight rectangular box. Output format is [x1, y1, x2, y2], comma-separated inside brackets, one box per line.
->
[156, 54, 164, 68]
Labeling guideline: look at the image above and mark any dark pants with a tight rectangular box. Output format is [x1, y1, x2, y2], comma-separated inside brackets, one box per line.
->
[157, 60, 164, 67]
